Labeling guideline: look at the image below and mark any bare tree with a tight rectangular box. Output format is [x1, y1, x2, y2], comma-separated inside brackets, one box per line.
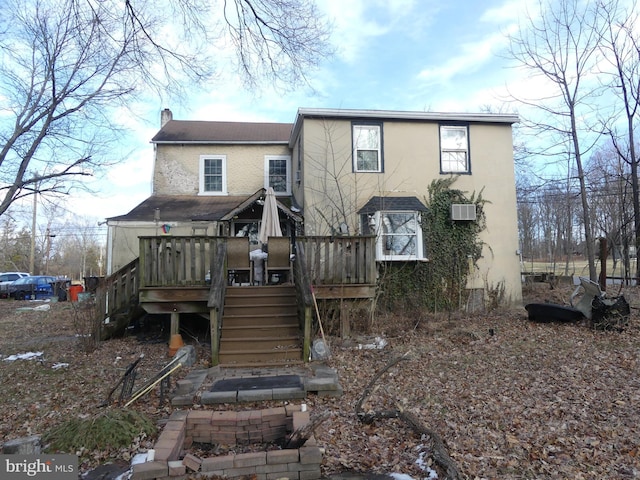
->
[221, 0, 333, 87]
[508, 0, 607, 281]
[0, 0, 332, 217]
[586, 143, 635, 280]
[597, 0, 640, 280]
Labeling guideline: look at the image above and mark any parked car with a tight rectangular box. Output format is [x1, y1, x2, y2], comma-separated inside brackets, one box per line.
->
[8, 275, 56, 300]
[0, 272, 30, 298]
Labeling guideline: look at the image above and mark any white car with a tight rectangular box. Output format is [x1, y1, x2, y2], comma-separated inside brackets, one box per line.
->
[0, 272, 30, 298]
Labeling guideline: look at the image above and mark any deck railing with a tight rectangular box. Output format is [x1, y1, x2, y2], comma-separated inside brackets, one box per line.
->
[96, 257, 139, 339]
[138, 236, 221, 287]
[137, 235, 377, 288]
[298, 236, 377, 285]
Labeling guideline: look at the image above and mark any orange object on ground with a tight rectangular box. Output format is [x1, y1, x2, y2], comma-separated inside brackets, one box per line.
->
[68, 285, 83, 302]
[168, 334, 185, 357]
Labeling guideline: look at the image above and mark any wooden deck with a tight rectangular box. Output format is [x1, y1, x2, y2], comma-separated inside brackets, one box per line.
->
[97, 235, 377, 364]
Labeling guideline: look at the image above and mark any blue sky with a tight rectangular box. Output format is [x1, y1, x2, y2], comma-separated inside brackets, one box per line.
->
[75, 0, 534, 223]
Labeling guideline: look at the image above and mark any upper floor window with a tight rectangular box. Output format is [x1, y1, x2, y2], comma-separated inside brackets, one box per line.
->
[440, 125, 469, 173]
[353, 124, 382, 172]
[265, 155, 291, 194]
[199, 155, 227, 195]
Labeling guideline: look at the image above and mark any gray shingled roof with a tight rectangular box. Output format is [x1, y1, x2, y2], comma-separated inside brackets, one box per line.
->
[151, 120, 292, 143]
[107, 192, 303, 224]
[358, 196, 428, 214]
[107, 195, 253, 222]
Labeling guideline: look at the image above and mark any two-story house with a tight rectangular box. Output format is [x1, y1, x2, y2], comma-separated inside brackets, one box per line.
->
[104, 107, 521, 363]
[288, 108, 521, 306]
[108, 107, 521, 298]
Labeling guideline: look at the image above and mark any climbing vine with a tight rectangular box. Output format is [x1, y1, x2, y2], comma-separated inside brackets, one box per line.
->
[377, 177, 487, 313]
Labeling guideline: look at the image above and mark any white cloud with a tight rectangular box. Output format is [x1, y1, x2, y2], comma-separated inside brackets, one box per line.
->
[417, 30, 510, 85]
[480, 0, 538, 24]
[318, 0, 426, 64]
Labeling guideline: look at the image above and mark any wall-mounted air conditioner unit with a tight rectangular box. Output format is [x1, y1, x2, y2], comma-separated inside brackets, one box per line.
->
[451, 203, 476, 221]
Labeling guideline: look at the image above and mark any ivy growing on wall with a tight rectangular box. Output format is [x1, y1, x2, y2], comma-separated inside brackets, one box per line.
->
[377, 177, 487, 313]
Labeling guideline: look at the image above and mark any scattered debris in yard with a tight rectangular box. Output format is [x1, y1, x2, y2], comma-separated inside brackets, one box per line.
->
[357, 335, 388, 350]
[15, 304, 50, 312]
[3, 351, 44, 361]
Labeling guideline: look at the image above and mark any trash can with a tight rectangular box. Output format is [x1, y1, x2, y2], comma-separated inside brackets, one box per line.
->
[68, 285, 83, 302]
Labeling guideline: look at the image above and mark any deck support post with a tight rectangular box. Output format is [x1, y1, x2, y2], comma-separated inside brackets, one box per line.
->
[170, 311, 180, 336]
[303, 305, 312, 362]
[210, 308, 220, 366]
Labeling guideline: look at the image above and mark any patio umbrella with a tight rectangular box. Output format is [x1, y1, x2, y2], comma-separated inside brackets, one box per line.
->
[258, 187, 282, 245]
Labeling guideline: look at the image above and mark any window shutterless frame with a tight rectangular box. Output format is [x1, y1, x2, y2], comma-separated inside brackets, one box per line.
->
[372, 211, 425, 261]
[352, 122, 383, 172]
[264, 155, 291, 194]
[199, 155, 227, 195]
[439, 124, 470, 174]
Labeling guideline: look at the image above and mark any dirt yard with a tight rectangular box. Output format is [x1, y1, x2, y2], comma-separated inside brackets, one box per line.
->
[1, 282, 640, 479]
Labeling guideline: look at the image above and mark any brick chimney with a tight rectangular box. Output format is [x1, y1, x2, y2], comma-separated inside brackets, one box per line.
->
[161, 108, 173, 127]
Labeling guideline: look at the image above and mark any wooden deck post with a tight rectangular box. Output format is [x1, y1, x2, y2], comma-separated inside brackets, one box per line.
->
[170, 312, 180, 336]
[210, 308, 220, 366]
[303, 305, 312, 362]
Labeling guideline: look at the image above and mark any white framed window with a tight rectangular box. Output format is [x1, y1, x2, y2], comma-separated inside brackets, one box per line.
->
[440, 125, 469, 173]
[353, 124, 382, 172]
[199, 155, 227, 195]
[366, 211, 424, 261]
[264, 155, 291, 194]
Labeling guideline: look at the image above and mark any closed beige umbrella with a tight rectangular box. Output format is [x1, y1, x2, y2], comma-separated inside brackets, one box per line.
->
[258, 187, 282, 245]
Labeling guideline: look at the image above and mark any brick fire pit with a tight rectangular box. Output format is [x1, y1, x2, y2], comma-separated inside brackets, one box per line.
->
[132, 405, 322, 480]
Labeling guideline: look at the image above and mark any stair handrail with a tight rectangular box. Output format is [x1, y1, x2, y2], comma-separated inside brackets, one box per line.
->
[293, 240, 314, 361]
[207, 239, 227, 366]
[95, 257, 140, 339]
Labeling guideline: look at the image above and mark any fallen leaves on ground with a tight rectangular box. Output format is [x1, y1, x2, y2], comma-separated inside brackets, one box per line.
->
[1, 282, 639, 479]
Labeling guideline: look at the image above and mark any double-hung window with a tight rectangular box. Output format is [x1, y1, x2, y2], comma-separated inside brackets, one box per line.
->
[353, 124, 382, 172]
[440, 125, 470, 173]
[199, 155, 227, 195]
[265, 155, 291, 194]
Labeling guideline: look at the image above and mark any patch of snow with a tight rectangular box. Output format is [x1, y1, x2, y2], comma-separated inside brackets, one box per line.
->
[414, 445, 438, 479]
[51, 363, 69, 369]
[390, 474, 415, 480]
[131, 453, 147, 465]
[3, 351, 44, 362]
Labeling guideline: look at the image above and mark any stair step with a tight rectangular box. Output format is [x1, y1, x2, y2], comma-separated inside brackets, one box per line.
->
[222, 313, 298, 326]
[224, 296, 296, 307]
[218, 360, 304, 368]
[218, 347, 303, 363]
[223, 303, 297, 314]
[221, 326, 300, 338]
[224, 286, 296, 305]
[220, 336, 301, 349]
[218, 284, 301, 364]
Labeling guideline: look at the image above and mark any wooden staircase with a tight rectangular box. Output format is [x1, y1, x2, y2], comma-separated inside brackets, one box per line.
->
[219, 284, 303, 366]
